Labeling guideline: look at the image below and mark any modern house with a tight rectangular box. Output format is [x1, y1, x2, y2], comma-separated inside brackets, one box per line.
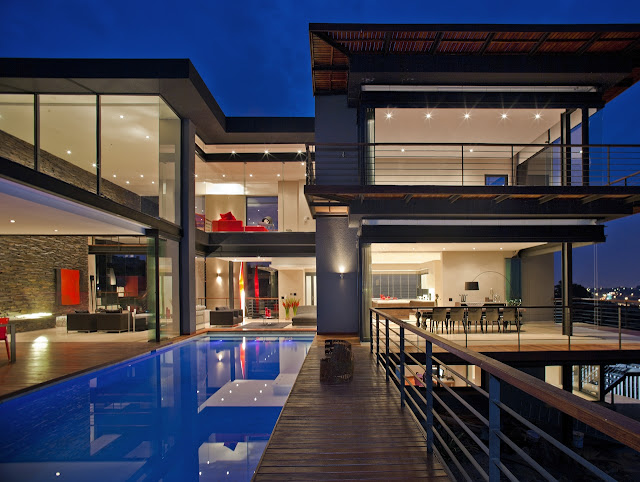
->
[2, 22, 640, 481]
[1, 23, 640, 352]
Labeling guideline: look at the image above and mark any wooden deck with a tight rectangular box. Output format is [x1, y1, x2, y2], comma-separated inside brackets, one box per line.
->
[254, 337, 448, 481]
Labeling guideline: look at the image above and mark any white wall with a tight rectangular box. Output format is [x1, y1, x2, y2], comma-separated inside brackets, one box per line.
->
[442, 251, 508, 305]
[521, 253, 555, 321]
[277, 269, 305, 318]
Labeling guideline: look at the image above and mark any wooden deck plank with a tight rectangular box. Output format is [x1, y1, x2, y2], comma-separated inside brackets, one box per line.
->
[253, 337, 448, 481]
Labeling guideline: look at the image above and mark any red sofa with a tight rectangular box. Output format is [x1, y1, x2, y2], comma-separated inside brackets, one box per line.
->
[209, 212, 268, 232]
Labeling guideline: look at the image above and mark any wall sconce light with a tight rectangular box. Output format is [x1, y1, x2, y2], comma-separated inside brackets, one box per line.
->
[339, 266, 345, 279]
[216, 269, 222, 284]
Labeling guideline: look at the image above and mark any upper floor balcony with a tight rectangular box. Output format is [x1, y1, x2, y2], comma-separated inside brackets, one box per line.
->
[304, 141, 640, 224]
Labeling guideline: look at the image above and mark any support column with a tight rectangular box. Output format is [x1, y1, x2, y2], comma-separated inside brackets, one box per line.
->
[179, 119, 196, 335]
[228, 261, 235, 310]
[315, 216, 359, 334]
[561, 242, 573, 336]
[582, 108, 590, 186]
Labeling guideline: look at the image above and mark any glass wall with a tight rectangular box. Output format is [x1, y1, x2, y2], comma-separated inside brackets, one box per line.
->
[194, 157, 314, 232]
[101, 96, 181, 223]
[146, 235, 181, 341]
[40, 95, 97, 192]
[0, 94, 34, 168]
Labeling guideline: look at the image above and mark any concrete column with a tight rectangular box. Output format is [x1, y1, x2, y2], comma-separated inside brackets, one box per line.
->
[179, 119, 196, 335]
[561, 242, 573, 336]
[315, 216, 359, 334]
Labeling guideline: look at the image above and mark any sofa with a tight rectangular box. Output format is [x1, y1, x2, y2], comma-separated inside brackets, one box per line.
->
[67, 312, 131, 332]
[291, 305, 317, 326]
[209, 212, 268, 232]
[209, 306, 243, 325]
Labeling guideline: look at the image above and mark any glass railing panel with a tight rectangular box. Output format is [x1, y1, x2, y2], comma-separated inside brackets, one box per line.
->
[0, 94, 34, 168]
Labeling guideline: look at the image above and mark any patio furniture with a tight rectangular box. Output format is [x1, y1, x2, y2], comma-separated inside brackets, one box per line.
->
[485, 307, 502, 333]
[320, 339, 354, 384]
[209, 307, 242, 325]
[291, 305, 317, 326]
[97, 312, 130, 332]
[0, 317, 10, 360]
[67, 313, 98, 332]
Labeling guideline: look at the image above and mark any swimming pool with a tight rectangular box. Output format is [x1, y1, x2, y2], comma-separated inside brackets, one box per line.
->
[0, 334, 313, 481]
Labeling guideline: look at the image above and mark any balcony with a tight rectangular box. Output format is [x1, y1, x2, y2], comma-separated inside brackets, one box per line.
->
[304, 142, 640, 223]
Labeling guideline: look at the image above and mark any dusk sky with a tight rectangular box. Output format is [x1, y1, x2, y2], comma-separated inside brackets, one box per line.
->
[1, 0, 639, 287]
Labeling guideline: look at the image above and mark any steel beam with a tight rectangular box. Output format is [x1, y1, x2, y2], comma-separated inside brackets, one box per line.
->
[562, 242, 573, 336]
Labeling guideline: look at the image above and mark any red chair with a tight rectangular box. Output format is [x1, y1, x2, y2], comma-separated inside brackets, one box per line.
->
[0, 317, 10, 361]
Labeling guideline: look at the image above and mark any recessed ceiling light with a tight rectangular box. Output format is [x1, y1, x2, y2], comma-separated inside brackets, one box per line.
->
[113, 174, 116, 178]
[277, 174, 280, 177]
[442, 247, 446, 250]
[54, 229, 58, 232]
[298, 150, 302, 154]
[385, 112, 393, 119]
[500, 247, 503, 250]
[140, 174, 144, 178]
[10, 219, 15, 223]
[535, 113, 541, 119]
[145, 135, 149, 139]
[152, 181, 155, 184]
[92, 163, 97, 167]
[194, 174, 198, 178]
[66, 150, 71, 155]
[473, 247, 476, 250]
[119, 115, 124, 119]
[249, 174, 253, 177]
[264, 150, 269, 154]
[464, 113, 470, 119]
[231, 150, 236, 155]
[222, 174, 226, 178]
[401, 148, 405, 152]
[501, 113, 508, 119]
[469, 149, 473, 153]
[425, 113, 432, 119]
[126, 181, 130, 184]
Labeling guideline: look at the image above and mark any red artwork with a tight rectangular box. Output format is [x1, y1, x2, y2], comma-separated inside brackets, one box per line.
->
[125, 276, 139, 297]
[59, 269, 80, 305]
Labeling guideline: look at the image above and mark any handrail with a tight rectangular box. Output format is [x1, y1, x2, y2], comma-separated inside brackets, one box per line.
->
[371, 307, 640, 452]
[309, 141, 640, 149]
[609, 169, 640, 186]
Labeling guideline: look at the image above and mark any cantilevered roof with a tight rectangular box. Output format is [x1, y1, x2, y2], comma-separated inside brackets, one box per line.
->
[310, 24, 640, 105]
[0, 58, 314, 145]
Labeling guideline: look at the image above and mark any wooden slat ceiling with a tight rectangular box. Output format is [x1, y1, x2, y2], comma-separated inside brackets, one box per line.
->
[310, 25, 640, 96]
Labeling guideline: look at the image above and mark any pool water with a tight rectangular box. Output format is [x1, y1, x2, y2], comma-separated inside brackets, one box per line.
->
[0, 335, 313, 481]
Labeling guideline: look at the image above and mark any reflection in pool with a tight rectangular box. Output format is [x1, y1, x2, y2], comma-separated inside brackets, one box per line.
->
[0, 335, 313, 481]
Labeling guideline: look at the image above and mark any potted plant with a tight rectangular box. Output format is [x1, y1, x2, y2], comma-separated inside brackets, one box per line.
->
[282, 297, 300, 319]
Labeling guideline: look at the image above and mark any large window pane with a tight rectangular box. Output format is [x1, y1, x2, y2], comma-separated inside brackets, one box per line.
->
[159, 238, 180, 339]
[101, 96, 180, 223]
[40, 95, 97, 192]
[0, 94, 34, 168]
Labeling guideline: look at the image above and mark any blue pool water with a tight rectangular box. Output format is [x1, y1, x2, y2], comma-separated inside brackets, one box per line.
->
[0, 335, 313, 481]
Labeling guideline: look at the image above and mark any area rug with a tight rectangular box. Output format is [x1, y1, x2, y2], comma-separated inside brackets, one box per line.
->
[241, 322, 291, 329]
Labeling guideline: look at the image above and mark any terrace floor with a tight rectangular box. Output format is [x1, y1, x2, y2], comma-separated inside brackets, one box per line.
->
[254, 335, 448, 481]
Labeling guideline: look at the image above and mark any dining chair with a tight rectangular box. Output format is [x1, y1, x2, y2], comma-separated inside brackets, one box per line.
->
[501, 307, 519, 332]
[431, 307, 448, 333]
[466, 307, 483, 333]
[448, 307, 466, 333]
[485, 307, 502, 333]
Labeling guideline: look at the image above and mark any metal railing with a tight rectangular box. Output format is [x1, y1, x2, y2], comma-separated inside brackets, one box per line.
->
[554, 298, 640, 331]
[369, 307, 640, 481]
[306, 142, 640, 187]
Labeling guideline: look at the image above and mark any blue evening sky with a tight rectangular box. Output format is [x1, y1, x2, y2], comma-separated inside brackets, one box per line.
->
[1, 0, 639, 287]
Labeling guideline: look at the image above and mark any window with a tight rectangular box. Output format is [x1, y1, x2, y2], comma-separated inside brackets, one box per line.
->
[485, 175, 508, 186]
[246, 196, 278, 230]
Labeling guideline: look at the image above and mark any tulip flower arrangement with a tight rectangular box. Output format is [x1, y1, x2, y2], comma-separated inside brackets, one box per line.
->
[282, 297, 301, 319]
